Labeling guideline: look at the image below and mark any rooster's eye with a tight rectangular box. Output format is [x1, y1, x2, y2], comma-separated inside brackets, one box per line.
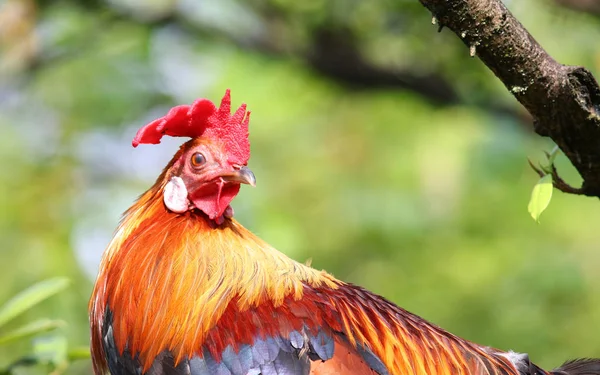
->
[190, 152, 206, 167]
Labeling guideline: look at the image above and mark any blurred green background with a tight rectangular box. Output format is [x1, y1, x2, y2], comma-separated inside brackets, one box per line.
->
[1, 0, 600, 373]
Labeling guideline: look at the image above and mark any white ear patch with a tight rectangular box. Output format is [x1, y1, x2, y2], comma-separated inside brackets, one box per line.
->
[164, 176, 190, 213]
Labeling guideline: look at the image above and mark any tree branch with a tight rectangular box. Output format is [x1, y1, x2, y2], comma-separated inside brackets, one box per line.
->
[419, 0, 600, 197]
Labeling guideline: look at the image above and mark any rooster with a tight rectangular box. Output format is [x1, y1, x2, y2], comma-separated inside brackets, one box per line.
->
[89, 90, 599, 375]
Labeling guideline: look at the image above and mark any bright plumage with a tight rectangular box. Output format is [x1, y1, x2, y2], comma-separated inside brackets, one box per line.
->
[89, 90, 599, 375]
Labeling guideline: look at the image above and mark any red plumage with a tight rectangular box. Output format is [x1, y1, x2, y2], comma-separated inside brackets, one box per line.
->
[89, 90, 600, 375]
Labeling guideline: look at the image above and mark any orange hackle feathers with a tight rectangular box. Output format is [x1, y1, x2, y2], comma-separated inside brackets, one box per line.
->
[89, 169, 338, 372]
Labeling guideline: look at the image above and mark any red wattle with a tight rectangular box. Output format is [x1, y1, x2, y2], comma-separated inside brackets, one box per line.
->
[189, 183, 241, 220]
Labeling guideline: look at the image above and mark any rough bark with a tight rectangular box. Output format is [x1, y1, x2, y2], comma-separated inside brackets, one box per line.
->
[420, 0, 600, 197]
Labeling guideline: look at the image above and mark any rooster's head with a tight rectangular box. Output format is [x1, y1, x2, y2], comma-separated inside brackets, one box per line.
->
[132, 89, 255, 222]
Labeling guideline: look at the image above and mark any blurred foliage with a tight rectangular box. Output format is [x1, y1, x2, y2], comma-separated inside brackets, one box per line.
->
[0, 278, 89, 375]
[1, 0, 600, 374]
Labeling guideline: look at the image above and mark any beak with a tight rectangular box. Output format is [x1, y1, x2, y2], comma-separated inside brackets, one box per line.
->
[222, 166, 256, 187]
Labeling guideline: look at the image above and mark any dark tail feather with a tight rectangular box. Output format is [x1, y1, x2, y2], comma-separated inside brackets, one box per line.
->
[552, 359, 600, 375]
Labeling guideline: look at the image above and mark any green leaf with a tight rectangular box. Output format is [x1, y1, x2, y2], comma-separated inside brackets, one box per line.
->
[0, 278, 70, 329]
[528, 174, 553, 222]
[0, 319, 65, 346]
[33, 334, 68, 366]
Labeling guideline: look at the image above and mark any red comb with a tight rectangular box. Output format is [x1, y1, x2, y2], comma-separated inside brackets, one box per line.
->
[132, 89, 251, 165]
